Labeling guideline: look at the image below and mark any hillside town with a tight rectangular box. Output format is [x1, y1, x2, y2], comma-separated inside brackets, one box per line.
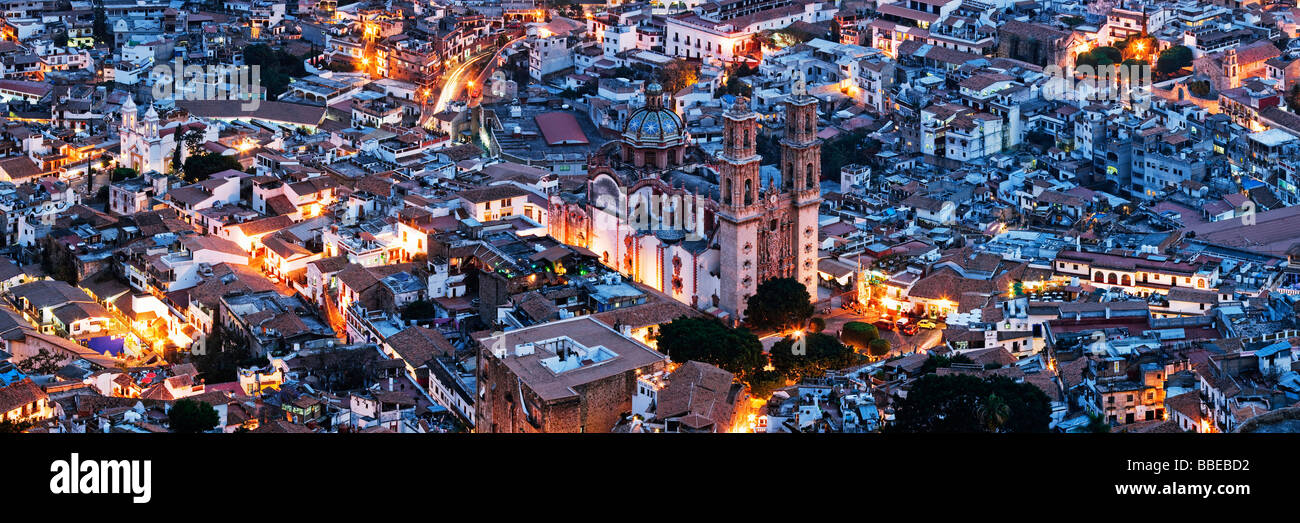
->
[0, 0, 1298, 435]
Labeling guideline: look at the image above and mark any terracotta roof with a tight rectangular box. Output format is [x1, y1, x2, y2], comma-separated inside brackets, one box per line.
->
[907, 268, 995, 301]
[590, 300, 705, 329]
[181, 235, 247, 258]
[653, 361, 743, 432]
[385, 326, 455, 367]
[177, 99, 327, 126]
[457, 185, 531, 203]
[234, 215, 294, 236]
[0, 378, 46, 414]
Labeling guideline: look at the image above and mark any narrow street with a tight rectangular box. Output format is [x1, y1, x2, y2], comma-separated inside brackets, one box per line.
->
[758, 305, 944, 357]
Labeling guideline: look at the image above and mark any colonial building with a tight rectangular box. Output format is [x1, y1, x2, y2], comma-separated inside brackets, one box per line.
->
[118, 97, 215, 174]
[548, 79, 821, 322]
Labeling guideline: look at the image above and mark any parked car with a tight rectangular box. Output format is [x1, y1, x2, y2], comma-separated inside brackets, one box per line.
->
[917, 319, 937, 329]
[900, 322, 919, 336]
[873, 320, 895, 332]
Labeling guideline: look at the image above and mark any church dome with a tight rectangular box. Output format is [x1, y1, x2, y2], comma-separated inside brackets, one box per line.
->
[622, 83, 686, 148]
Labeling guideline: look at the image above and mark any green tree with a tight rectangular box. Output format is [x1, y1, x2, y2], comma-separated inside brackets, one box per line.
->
[744, 277, 814, 332]
[1156, 45, 1193, 75]
[745, 368, 785, 398]
[92, 3, 109, 47]
[242, 44, 310, 99]
[887, 374, 1052, 433]
[978, 393, 1011, 432]
[183, 127, 204, 157]
[840, 321, 878, 351]
[918, 353, 974, 375]
[720, 74, 752, 97]
[769, 332, 859, 381]
[0, 419, 33, 433]
[1187, 79, 1211, 97]
[867, 338, 891, 358]
[656, 316, 765, 379]
[15, 348, 65, 374]
[190, 322, 253, 383]
[1086, 413, 1111, 433]
[168, 399, 220, 433]
[111, 167, 138, 181]
[182, 152, 243, 182]
[821, 129, 881, 175]
[402, 299, 437, 320]
[658, 60, 700, 94]
[1092, 46, 1122, 65]
[808, 317, 825, 333]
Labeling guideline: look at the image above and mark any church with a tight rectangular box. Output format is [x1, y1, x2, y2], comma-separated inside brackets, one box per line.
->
[548, 80, 822, 323]
[117, 97, 215, 175]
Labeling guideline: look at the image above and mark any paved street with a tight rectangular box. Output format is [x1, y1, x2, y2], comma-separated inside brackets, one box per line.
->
[758, 305, 944, 357]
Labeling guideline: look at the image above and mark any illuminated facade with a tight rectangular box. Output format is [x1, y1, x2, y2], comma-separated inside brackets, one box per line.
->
[548, 82, 820, 322]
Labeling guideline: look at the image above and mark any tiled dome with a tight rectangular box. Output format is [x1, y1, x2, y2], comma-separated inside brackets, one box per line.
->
[622, 83, 686, 147]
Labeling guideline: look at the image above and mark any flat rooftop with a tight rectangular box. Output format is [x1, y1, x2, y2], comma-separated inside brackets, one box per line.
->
[478, 316, 667, 403]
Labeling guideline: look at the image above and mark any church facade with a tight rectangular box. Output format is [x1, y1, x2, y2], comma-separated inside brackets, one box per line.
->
[549, 82, 822, 323]
[118, 97, 215, 175]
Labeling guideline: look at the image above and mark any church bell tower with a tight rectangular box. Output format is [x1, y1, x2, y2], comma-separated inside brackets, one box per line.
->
[716, 96, 763, 320]
[781, 72, 824, 300]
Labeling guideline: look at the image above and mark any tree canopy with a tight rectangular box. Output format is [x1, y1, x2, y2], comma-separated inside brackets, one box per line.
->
[15, 348, 64, 375]
[1076, 46, 1122, 68]
[917, 353, 974, 375]
[888, 374, 1052, 433]
[840, 321, 878, 351]
[182, 152, 243, 183]
[867, 338, 891, 358]
[821, 129, 882, 175]
[242, 44, 311, 99]
[656, 316, 765, 380]
[168, 399, 220, 433]
[1156, 45, 1193, 75]
[658, 60, 700, 95]
[769, 332, 860, 381]
[744, 277, 814, 332]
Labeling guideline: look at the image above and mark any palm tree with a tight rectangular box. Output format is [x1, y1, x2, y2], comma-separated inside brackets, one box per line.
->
[978, 393, 1011, 432]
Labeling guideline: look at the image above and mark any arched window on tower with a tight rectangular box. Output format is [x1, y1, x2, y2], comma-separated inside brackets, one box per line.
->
[724, 178, 733, 205]
[785, 163, 794, 189]
[744, 179, 753, 205]
[806, 163, 815, 189]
